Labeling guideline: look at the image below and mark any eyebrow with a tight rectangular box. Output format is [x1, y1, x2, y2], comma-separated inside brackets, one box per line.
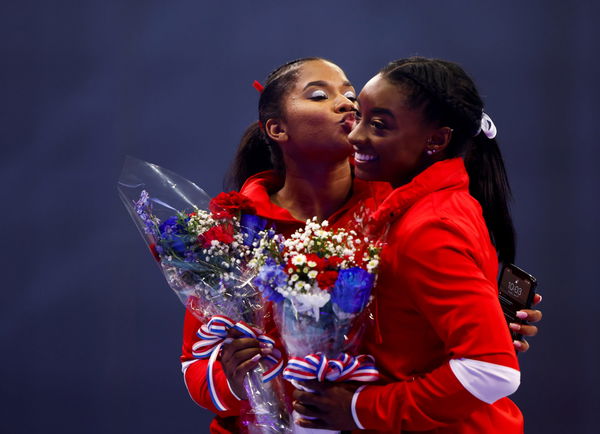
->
[303, 80, 354, 90]
[371, 107, 395, 118]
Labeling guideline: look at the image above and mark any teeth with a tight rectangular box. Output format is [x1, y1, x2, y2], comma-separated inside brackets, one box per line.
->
[354, 152, 378, 162]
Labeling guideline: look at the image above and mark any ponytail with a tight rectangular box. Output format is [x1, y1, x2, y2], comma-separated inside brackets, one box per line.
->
[224, 122, 283, 190]
[464, 134, 515, 264]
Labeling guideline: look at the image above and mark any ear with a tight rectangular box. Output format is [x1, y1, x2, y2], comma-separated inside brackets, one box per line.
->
[264, 118, 288, 144]
[426, 127, 453, 154]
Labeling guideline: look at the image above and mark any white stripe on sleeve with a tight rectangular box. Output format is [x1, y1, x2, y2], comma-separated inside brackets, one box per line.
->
[449, 358, 520, 404]
[351, 385, 367, 430]
[181, 359, 198, 375]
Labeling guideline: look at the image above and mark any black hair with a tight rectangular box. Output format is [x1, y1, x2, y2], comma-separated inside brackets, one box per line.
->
[379, 57, 516, 264]
[225, 57, 326, 191]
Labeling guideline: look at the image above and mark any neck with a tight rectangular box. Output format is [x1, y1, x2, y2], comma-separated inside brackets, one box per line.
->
[271, 156, 353, 222]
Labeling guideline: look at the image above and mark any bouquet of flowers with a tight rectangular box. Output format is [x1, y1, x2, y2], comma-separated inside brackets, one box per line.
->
[251, 218, 382, 433]
[118, 157, 290, 433]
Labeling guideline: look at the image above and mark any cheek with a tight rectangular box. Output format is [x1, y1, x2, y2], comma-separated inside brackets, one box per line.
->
[287, 102, 330, 127]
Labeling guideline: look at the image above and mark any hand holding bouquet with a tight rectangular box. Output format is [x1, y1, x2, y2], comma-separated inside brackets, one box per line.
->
[118, 157, 289, 433]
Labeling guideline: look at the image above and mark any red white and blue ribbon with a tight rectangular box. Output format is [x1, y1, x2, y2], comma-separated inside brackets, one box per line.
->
[283, 352, 380, 383]
[192, 315, 283, 411]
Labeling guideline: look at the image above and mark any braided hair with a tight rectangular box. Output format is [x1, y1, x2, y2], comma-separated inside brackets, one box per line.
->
[225, 57, 326, 191]
[379, 57, 516, 264]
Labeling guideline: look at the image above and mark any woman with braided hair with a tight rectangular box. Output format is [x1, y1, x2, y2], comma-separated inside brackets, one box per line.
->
[180, 57, 392, 433]
[292, 57, 527, 433]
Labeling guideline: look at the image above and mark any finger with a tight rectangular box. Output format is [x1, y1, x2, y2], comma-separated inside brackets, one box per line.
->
[228, 348, 262, 368]
[509, 322, 538, 337]
[293, 389, 325, 407]
[293, 400, 323, 418]
[226, 328, 247, 339]
[518, 324, 539, 337]
[295, 417, 327, 430]
[293, 380, 325, 393]
[221, 338, 261, 360]
[516, 309, 542, 323]
[532, 293, 542, 306]
[513, 338, 529, 353]
[235, 353, 262, 377]
[221, 344, 260, 366]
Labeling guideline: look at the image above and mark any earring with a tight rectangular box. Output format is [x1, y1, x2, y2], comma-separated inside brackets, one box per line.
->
[426, 138, 436, 155]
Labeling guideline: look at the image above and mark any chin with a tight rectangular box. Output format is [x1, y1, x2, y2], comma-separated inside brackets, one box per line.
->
[353, 166, 380, 182]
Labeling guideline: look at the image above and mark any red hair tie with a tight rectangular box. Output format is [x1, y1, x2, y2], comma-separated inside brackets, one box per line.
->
[257, 120, 265, 132]
[253, 80, 264, 93]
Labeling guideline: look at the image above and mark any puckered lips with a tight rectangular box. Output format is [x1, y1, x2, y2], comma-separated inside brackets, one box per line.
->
[340, 112, 357, 133]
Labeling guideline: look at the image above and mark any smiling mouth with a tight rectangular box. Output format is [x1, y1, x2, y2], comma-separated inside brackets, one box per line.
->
[354, 152, 378, 162]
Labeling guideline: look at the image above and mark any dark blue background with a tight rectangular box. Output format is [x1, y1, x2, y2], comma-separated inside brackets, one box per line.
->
[2, 1, 599, 433]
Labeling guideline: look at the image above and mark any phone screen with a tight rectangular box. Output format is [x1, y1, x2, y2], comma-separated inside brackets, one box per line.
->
[498, 264, 536, 328]
[500, 267, 532, 307]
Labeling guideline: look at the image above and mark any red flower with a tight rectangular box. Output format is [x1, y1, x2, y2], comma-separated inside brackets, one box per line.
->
[198, 224, 235, 248]
[326, 256, 344, 269]
[305, 253, 326, 271]
[209, 191, 256, 219]
[316, 270, 339, 291]
[149, 243, 161, 262]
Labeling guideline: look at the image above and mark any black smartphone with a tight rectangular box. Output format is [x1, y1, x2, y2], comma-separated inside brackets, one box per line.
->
[498, 264, 537, 340]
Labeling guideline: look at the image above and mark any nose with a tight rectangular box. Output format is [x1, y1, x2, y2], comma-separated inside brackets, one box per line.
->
[335, 95, 357, 113]
[348, 120, 366, 146]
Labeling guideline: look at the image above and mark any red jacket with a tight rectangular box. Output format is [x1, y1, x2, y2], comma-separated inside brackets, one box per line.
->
[353, 158, 523, 433]
[180, 170, 390, 433]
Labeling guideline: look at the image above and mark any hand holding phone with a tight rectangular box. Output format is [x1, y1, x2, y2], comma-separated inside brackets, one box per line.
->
[498, 264, 538, 341]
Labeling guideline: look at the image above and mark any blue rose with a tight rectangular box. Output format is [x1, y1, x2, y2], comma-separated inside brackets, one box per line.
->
[240, 214, 267, 247]
[158, 216, 189, 257]
[331, 267, 374, 313]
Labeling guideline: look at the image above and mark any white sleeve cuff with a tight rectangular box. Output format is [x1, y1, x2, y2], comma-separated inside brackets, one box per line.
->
[449, 358, 520, 404]
[351, 384, 367, 430]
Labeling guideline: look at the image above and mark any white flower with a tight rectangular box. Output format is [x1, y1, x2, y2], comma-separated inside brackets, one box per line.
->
[290, 274, 299, 282]
[308, 270, 318, 279]
[292, 254, 307, 266]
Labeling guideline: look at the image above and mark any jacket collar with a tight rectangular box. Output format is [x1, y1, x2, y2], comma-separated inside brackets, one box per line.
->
[239, 170, 386, 226]
[369, 158, 469, 228]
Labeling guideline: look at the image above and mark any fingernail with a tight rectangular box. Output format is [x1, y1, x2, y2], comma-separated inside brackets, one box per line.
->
[516, 311, 528, 319]
[259, 342, 273, 349]
[509, 323, 521, 331]
[250, 354, 261, 362]
[223, 338, 234, 344]
[536, 294, 543, 303]
[261, 347, 273, 355]
[513, 340, 522, 349]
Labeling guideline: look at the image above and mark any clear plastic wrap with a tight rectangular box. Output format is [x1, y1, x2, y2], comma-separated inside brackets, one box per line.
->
[118, 156, 290, 433]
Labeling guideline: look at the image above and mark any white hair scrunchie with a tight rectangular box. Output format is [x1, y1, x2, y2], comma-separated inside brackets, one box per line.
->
[476, 112, 497, 139]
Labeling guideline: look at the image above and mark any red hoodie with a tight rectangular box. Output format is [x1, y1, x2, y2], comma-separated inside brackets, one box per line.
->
[351, 158, 523, 433]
